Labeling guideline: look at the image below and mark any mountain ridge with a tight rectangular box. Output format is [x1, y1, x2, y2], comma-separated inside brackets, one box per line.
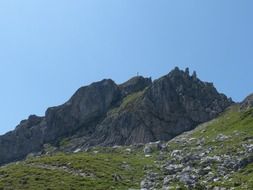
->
[0, 67, 233, 165]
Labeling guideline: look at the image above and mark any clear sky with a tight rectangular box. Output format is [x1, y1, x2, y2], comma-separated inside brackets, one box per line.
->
[0, 0, 252, 135]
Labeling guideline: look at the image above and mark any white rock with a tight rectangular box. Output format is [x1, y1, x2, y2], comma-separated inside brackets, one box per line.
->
[171, 150, 182, 157]
[73, 148, 81, 153]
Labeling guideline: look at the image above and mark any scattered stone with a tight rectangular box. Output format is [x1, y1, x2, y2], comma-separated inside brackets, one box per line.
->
[140, 172, 159, 190]
[112, 173, 122, 182]
[178, 172, 197, 185]
[164, 164, 183, 175]
[216, 134, 230, 142]
[113, 145, 122, 149]
[144, 146, 152, 154]
[163, 175, 176, 185]
[73, 148, 81, 153]
[242, 144, 253, 153]
[170, 150, 182, 157]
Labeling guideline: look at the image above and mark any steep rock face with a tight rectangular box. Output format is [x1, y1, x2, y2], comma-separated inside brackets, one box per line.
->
[0, 79, 122, 165]
[240, 93, 253, 110]
[0, 115, 44, 164]
[0, 68, 233, 165]
[44, 79, 121, 142]
[88, 68, 233, 146]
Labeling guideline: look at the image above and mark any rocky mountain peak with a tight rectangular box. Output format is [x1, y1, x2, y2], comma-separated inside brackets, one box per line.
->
[119, 76, 152, 97]
[87, 68, 233, 147]
[167, 66, 195, 77]
[0, 68, 234, 165]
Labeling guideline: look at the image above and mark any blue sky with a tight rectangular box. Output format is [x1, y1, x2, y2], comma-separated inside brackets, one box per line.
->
[0, 0, 252, 134]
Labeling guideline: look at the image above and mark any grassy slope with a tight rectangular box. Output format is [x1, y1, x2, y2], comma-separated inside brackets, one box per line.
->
[163, 105, 253, 189]
[108, 90, 145, 116]
[0, 147, 156, 190]
[195, 106, 253, 189]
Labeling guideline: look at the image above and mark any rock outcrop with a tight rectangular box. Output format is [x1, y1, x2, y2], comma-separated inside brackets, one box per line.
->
[0, 115, 44, 164]
[44, 79, 121, 142]
[87, 68, 233, 147]
[119, 76, 152, 97]
[240, 93, 253, 110]
[0, 68, 233, 165]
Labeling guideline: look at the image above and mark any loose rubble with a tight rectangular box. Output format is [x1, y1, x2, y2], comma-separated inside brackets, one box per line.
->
[140, 130, 253, 190]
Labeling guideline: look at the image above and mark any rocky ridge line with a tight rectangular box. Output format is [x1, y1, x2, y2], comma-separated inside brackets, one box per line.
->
[0, 67, 233, 165]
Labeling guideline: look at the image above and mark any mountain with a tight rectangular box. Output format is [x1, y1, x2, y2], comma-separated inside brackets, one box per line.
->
[0, 95, 252, 189]
[0, 67, 233, 165]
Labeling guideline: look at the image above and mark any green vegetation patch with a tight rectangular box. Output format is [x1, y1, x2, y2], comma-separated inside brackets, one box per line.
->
[0, 147, 155, 190]
[108, 90, 145, 115]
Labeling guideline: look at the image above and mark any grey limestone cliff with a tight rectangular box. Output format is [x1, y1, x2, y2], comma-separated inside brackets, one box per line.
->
[0, 68, 233, 165]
